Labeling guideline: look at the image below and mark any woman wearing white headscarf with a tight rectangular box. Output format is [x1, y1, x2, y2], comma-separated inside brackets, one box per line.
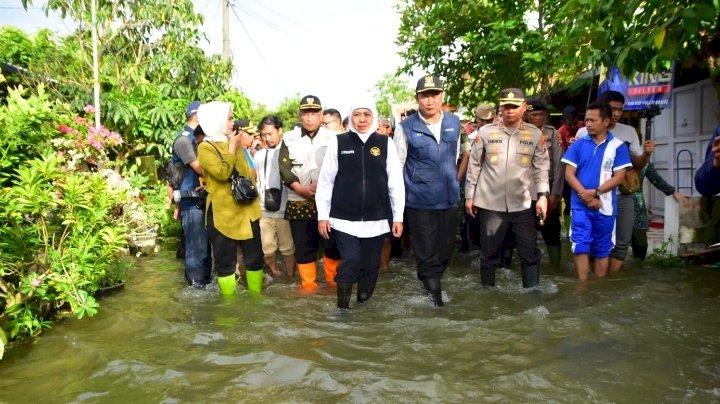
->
[197, 101, 264, 295]
[315, 99, 405, 310]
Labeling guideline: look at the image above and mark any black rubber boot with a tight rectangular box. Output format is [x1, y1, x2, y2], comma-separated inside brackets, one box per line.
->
[521, 265, 540, 288]
[501, 248, 514, 268]
[337, 283, 353, 310]
[547, 245, 561, 266]
[480, 266, 496, 287]
[357, 283, 375, 304]
[422, 277, 444, 307]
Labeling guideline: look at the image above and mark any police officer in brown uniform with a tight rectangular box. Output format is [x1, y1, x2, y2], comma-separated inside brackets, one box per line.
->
[464, 88, 550, 288]
[526, 102, 565, 265]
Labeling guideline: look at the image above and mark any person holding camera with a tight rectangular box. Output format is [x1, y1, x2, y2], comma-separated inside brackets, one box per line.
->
[197, 102, 264, 296]
[254, 115, 296, 279]
[171, 101, 212, 288]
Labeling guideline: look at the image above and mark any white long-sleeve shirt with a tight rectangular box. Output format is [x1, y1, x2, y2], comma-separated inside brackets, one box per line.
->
[316, 133, 405, 238]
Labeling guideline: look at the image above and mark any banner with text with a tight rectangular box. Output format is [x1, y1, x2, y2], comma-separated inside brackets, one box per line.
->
[597, 64, 675, 110]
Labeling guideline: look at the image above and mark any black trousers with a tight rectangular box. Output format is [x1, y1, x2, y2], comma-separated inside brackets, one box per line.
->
[206, 205, 263, 277]
[478, 208, 541, 270]
[289, 219, 340, 264]
[406, 207, 457, 280]
[631, 229, 648, 259]
[540, 203, 562, 247]
[333, 230, 386, 284]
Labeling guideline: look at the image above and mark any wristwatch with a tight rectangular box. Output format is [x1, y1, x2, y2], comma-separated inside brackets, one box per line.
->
[595, 188, 602, 198]
[537, 192, 549, 198]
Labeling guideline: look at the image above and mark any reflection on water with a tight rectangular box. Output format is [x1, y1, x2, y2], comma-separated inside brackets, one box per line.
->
[1, 244, 719, 402]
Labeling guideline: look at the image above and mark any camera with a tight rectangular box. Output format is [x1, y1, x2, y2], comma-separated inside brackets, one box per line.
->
[172, 190, 200, 203]
[195, 189, 208, 210]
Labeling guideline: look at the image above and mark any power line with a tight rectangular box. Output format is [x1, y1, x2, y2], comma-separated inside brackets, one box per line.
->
[247, 0, 313, 32]
[228, 2, 289, 95]
[232, 1, 283, 32]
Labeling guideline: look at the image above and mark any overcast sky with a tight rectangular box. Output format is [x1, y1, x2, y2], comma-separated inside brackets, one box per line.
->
[0, 0, 421, 116]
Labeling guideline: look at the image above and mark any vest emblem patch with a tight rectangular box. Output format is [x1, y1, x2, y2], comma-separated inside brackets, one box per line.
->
[370, 146, 381, 157]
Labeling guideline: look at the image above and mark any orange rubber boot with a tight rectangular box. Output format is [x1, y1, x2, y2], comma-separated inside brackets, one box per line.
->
[323, 257, 340, 286]
[297, 262, 318, 289]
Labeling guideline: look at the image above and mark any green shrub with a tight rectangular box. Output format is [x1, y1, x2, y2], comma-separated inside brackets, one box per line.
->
[0, 152, 128, 341]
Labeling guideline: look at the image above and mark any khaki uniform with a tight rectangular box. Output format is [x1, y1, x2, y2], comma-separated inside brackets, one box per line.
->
[465, 121, 550, 212]
[279, 126, 337, 202]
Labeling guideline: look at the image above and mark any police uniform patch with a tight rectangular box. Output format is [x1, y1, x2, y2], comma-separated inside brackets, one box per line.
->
[370, 146, 381, 157]
[490, 155, 498, 164]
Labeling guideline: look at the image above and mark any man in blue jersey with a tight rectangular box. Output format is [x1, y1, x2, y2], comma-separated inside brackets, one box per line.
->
[562, 102, 632, 281]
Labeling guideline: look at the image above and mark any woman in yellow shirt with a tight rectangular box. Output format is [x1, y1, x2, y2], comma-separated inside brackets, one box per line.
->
[197, 101, 263, 295]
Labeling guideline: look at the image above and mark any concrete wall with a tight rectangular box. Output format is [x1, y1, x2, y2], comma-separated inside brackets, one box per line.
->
[663, 195, 720, 256]
[646, 79, 718, 216]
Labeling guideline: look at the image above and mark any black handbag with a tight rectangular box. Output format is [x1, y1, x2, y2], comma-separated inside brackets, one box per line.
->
[230, 168, 258, 203]
[264, 188, 282, 211]
[262, 152, 282, 211]
[208, 142, 258, 204]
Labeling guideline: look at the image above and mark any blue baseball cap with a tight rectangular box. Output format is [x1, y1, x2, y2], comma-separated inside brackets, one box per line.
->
[185, 101, 201, 118]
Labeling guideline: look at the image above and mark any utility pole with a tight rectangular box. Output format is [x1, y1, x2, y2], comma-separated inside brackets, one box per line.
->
[223, 0, 230, 60]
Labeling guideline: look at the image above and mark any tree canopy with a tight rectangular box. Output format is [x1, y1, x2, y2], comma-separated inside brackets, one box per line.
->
[396, 0, 720, 108]
[373, 73, 416, 118]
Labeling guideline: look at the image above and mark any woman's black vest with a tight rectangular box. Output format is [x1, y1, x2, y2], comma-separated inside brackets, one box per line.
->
[330, 132, 391, 222]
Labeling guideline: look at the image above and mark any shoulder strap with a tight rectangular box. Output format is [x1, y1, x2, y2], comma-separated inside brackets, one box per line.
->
[206, 141, 239, 179]
[263, 149, 270, 191]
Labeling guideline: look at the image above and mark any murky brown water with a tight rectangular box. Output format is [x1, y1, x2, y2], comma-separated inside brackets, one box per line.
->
[1, 243, 719, 403]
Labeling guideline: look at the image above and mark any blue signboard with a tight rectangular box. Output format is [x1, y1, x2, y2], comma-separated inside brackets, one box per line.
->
[597, 64, 675, 110]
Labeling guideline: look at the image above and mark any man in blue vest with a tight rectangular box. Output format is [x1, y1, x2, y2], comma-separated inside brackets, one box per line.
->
[695, 125, 720, 197]
[394, 75, 463, 307]
[172, 101, 211, 288]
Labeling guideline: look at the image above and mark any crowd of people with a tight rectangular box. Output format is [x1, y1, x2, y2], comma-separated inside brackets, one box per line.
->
[168, 74, 720, 310]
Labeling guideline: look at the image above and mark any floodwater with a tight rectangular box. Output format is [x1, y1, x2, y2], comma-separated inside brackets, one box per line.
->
[1, 243, 719, 403]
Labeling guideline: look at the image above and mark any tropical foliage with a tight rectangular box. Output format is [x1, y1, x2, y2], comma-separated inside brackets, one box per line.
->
[396, 0, 720, 107]
[373, 73, 416, 118]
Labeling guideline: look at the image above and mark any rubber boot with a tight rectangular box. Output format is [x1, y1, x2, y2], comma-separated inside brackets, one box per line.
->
[547, 245, 561, 267]
[245, 269, 263, 293]
[422, 277, 444, 307]
[297, 262, 318, 289]
[521, 265, 540, 288]
[322, 257, 340, 286]
[217, 274, 236, 296]
[282, 254, 296, 278]
[337, 282, 353, 310]
[501, 248, 514, 269]
[480, 266, 496, 287]
[357, 282, 375, 303]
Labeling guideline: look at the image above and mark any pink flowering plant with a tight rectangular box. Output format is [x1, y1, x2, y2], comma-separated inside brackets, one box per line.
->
[52, 105, 123, 172]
